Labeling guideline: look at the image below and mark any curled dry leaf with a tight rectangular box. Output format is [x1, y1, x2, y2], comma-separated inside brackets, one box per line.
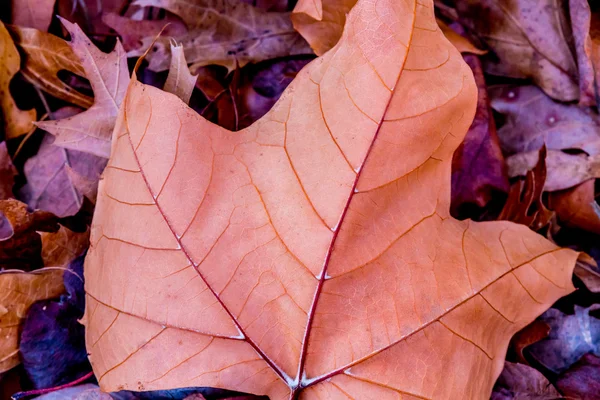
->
[0, 199, 59, 270]
[129, 0, 312, 72]
[164, 42, 197, 105]
[0, 21, 36, 139]
[508, 320, 551, 365]
[10, 0, 57, 32]
[7, 25, 93, 109]
[454, 0, 579, 102]
[569, 0, 599, 106]
[491, 361, 561, 400]
[0, 142, 16, 200]
[437, 20, 487, 55]
[0, 268, 65, 374]
[36, 19, 128, 159]
[85, 0, 577, 398]
[572, 253, 600, 293]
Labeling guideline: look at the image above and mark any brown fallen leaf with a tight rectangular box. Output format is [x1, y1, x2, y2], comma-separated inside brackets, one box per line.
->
[491, 361, 562, 400]
[41, 225, 89, 268]
[0, 142, 16, 200]
[291, 0, 355, 55]
[454, 0, 580, 102]
[7, 25, 93, 109]
[549, 179, 600, 234]
[0, 268, 65, 374]
[101, 12, 187, 52]
[555, 353, 600, 400]
[36, 19, 128, 159]
[451, 52, 508, 217]
[85, 0, 577, 397]
[20, 108, 107, 217]
[490, 85, 600, 157]
[528, 305, 600, 374]
[0, 21, 36, 139]
[0, 199, 59, 270]
[10, 0, 56, 32]
[128, 0, 312, 72]
[164, 42, 197, 104]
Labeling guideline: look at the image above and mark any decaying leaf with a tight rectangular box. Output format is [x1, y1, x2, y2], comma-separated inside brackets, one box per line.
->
[451, 53, 508, 216]
[0, 21, 36, 139]
[10, 0, 57, 32]
[291, 0, 355, 55]
[164, 42, 197, 104]
[36, 19, 128, 159]
[7, 25, 93, 109]
[0, 268, 65, 374]
[572, 253, 600, 293]
[128, 0, 312, 72]
[20, 113, 107, 218]
[508, 320, 551, 365]
[569, 0, 599, 106]
[454, 0, 579, 102]
[85, 0, 578, 398]
[528, 305, 600, 374]
[555, 353, 600, 399]
[491, 361, 561, 400]
[436, 20, 487, 55]
[491, 85, 600, 157]
[0, 199, 59, 270]
[0, 142, 16, 200]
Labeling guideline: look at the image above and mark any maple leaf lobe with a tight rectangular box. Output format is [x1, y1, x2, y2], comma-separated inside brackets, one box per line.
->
[84, 0, 577, 399]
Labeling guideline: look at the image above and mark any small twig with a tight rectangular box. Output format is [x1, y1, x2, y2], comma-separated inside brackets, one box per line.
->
[11, 371, 94, 399]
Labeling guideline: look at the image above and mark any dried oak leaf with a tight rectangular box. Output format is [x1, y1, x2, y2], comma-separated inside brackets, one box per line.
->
[549, 179, 600, 235]
[10, 0, 57, 32]
[454, 0, 579, 102]
[7, 25, 93, 109]
[0, 199, 59, 270]
[0, 268, 65, 374]
[491, 361, 561, 400]
[40, 225, 89, 267]
[85, 0, 578, 398]
[128, 0, 312, 72]
[36, 18, 128, 159]
[20, 108, 107, 217]
[0, 21, 36, 139]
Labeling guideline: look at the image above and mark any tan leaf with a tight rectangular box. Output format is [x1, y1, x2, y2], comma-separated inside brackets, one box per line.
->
[0, 268, 65, 373]
[549, 179, 600, 235]
[10, 0, 56, 32]
[41, 226, 90, 268]
[36, 18, 129, 159]
[164, 42, 197, 105]
[128, 0, 313, 72]
[7, 25, 93, 109]
[85, 0, 578, 398]
[0, 21, 36, 139]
